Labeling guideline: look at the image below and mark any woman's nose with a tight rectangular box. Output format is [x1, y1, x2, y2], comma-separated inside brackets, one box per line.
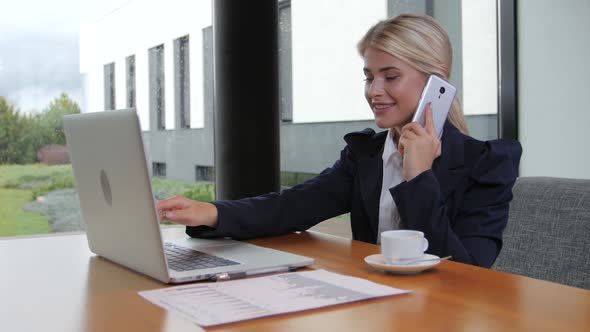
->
[367, 79, 384, 98]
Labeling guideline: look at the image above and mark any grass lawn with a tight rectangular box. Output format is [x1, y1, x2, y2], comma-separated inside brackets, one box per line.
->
[0, 163, 72, 188]
[0, 163, 69, 237]
[0, 163, 215, 237]
[0, 188, 51, 237]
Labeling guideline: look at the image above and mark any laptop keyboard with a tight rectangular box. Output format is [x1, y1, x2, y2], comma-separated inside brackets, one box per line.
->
[164, 243, 240, 272]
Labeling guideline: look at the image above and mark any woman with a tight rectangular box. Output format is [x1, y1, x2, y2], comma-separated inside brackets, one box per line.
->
[157, 14, 522, 268]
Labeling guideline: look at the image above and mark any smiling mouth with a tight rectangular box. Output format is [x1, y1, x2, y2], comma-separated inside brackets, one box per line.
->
[373, 103, 396, 112]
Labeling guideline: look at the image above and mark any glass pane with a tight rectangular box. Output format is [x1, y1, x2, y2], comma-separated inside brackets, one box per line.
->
[457, 0, 499, 140]
[0, 0, 105, 237]
[0, 1, 213, 238]
[280, 0, 501, 191]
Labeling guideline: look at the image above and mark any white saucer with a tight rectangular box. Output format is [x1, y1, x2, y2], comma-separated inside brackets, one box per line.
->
[364, 254, 441, 275]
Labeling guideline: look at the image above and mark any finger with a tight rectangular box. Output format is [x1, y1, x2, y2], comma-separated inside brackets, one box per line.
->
[401, 125, 426, 139]
[401, 130, 418, 141]
[398, 138, 405, 158]
[424, 103, 436, 136]
[392, 127, 404, 157]
[402, 121, 428, 135]
[163, 208, 198, 226]
[157, 195, 189, 211]
[157, 209, 167, 223]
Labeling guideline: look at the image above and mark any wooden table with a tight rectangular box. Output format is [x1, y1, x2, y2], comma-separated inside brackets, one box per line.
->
[1, 227, 588, 331]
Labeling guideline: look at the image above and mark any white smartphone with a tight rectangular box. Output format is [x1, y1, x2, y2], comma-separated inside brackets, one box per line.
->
[411, 75, 457, 138]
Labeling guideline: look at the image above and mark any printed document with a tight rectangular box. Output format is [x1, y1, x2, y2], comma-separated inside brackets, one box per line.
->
[139, 269, 409, 326]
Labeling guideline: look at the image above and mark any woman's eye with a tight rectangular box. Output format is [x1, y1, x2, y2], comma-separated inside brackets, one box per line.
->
[385, 76, 398, 81]
[364, 77, 374, 83]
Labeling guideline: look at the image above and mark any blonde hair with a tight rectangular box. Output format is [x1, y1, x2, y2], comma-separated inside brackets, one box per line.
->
[358, 14, 469, 134]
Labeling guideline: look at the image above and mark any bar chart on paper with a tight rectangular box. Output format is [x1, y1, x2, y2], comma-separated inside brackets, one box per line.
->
[139, 269, 409, 326]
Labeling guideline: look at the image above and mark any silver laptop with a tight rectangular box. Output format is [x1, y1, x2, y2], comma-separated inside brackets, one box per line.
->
[63, 109, 313, 284]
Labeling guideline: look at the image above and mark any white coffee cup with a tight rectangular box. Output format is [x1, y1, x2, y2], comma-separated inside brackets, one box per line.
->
[381, 230, 429, 265]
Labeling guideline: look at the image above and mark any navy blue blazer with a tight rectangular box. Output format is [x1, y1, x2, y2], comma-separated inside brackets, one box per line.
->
[187, 121, 522, 268]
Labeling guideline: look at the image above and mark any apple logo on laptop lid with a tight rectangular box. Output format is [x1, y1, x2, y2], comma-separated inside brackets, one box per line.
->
[100, 169, 113, 206]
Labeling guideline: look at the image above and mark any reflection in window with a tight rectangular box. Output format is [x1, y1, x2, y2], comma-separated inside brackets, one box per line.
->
[174, 35, 191, 129]
[104, 62, 115, 110]
[126, 55, 136, 109]
[149, 45, 165, 130]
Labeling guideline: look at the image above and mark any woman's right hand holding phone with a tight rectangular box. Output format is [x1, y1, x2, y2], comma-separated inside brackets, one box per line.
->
[398, 103, 442, 181]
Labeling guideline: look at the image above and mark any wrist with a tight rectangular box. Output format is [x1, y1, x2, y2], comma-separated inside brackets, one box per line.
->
[205, 202, 219, 228]
[405, 166, 430, 181]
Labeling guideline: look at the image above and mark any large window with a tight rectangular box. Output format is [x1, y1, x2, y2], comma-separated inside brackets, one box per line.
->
[126, 55, 136, 109]
[1, 0, 507, 239]
[278, 0, 293, 123]
[104, 62, 116, 110]
[174, 35, 191, 129]
[1, 1, 215, 238]
[149, 44, 166, 130]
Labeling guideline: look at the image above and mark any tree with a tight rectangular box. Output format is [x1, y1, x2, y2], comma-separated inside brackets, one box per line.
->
[37, 92, 81, 145]
[0, 93, 81, 164]
[0, 96, 38, 163]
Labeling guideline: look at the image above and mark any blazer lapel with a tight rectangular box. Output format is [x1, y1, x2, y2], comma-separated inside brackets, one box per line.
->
[358, 152, 383, 240]
[345, 129, 386, 241]
[433, 122, 469, 199]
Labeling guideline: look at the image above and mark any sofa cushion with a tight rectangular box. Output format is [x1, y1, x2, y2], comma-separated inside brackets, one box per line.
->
[493, 177, 590, 290]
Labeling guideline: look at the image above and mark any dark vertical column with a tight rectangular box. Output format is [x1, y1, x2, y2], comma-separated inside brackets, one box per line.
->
[213, 0, 280, 200]
[497, 0, 518, 140]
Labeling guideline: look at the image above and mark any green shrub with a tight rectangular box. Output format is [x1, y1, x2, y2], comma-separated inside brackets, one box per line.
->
[152, 177, 215, 202]
[182, 184, 215, 202]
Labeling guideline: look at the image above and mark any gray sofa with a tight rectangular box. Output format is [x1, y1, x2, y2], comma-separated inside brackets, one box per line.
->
[493, 177, 590, 290]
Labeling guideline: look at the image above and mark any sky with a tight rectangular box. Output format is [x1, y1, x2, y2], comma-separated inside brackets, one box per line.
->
[0, 0, 129, 113]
